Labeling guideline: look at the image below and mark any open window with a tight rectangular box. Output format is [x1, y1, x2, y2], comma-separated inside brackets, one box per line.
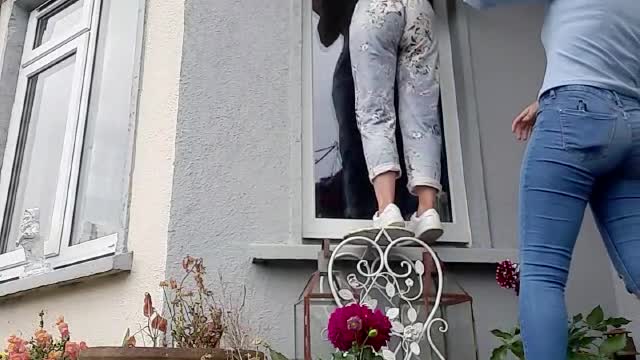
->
[301, 0, 471, 244]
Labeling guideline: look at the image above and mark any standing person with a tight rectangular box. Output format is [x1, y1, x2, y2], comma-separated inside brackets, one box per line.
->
[313, 0, 417, 220]
[349, 0, 444, 242]
[465, 0, 640, 358]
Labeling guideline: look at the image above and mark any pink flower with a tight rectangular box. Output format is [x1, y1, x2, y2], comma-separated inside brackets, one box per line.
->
[327, 304, 392, 352]
[496, 260, 520, 295]
[6, 336, 27, 354]
[64, 342, 87, 360]
[347, 316, 362, 331]
[8, 353, 29, 360]
[34, 329, 52, 347]
[6, 336, 29, 360]
[55, 317, 70, 339]
[57, 324, 70, 340]
[45, 351, 62, 360]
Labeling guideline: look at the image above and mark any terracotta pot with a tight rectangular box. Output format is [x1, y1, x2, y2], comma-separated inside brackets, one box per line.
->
[80, 347, 265, 360]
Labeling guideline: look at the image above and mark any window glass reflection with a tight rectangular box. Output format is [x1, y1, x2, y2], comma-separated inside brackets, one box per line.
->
[312, 7, 452, 222]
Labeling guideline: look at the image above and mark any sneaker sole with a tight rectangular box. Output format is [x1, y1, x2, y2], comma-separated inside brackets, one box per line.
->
[345, 225, 414, 246]
[416, 228, 444, 245]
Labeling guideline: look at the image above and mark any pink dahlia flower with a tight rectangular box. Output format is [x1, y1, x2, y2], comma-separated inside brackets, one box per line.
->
[327, 303, 391, 352]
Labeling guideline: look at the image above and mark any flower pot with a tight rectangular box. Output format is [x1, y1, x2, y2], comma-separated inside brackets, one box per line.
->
[80, 347, 264, 360]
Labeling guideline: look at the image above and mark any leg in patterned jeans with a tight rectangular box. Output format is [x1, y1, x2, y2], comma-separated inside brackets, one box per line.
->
[349, 0, 443, 242]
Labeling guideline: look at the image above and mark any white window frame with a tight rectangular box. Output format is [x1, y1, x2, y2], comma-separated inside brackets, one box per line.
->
[22, 0, 95, 67]
[0, 0, 118, 278]
[301, 0, 472, 244]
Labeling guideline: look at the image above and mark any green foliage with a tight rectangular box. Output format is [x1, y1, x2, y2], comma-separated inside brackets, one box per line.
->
[330, 346, 384, 360]
[490, 306, 632, 360]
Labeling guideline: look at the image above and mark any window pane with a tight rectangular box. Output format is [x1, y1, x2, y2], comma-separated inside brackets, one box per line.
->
[312, 12, 452, 221]
[34, 0, 84, 48]
[70, 0, 137, 245]
[1, 54, 76, 253]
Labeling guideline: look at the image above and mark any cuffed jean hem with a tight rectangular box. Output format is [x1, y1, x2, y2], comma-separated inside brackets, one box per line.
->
[369, 163, 402, 183]
[408, 178, 442, 195]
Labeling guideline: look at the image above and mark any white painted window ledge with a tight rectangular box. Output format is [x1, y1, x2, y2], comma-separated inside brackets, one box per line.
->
[250, 244, 518, 264]
[0, 252, 133, 299]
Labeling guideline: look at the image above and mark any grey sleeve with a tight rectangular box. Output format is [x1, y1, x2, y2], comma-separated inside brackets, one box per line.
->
[463, 0, 543, 9]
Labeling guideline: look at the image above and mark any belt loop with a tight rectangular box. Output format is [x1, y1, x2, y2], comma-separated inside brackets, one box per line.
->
[549, 89, 557, 99]
[613, 91, 623, 108]
[612, 91, 629, 119]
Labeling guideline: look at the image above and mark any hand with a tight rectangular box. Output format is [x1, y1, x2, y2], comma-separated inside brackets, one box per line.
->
[512, 101, 539, 141]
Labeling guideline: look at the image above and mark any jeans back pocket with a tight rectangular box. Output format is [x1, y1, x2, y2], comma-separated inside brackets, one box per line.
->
[558, 101, 618, 154]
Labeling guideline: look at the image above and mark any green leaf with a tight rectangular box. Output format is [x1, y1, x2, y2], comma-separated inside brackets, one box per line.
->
[586, 306, 605, 327]
[599, 334, 627, 355]
[570, 329, 590, 342]
[509, 341, 525, 359]
[491, 329, 513, 341]
[570, 336, 599, 350]
[573, 313, 584, 324]
[594, 324, 608, 333]
[490, 346, 508, 360]
[568, 351, 599, 360]
[269, 349, 289, 360]
[571, 321, 588, 335]
[360, 347, 376, 360]
[332, 352, 355, 360]
[605, 317, 631, 328]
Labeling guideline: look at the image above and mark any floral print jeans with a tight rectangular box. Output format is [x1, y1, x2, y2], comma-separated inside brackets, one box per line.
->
[350, 0, 441, 194]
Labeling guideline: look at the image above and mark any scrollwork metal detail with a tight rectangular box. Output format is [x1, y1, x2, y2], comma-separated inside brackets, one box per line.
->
[328, 229, 448, 360]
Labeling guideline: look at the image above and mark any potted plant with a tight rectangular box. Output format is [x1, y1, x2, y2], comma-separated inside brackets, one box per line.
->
[2, 311, 88, 360]
[80, 256, 279, 360]
[491, 260, 637, 360]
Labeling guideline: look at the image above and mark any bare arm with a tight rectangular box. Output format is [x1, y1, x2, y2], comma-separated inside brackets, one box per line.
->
[463, 0, 545, 10]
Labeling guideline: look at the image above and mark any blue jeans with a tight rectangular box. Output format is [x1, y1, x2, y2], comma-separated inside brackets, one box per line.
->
[519, 85, 640, 359]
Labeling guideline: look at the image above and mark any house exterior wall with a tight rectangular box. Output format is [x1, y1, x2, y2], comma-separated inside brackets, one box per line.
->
[0, 0, 184, 344]
[167, 0, 633, 359]
[0, 0, 637, 359]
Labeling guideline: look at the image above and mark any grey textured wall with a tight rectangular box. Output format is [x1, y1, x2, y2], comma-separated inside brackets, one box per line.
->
[168, 0, 622, 359]
[166, 0, 308, 350]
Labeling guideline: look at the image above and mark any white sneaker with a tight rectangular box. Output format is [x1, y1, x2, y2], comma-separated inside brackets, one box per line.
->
[344, 204, 413, 245]
[373, 204, 405, 229]
[409, 209, 444, 244]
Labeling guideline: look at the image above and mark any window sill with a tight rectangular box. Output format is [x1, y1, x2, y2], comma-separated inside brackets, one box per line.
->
[250, 244, 517, 264]
[0, 252, 133, 300]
